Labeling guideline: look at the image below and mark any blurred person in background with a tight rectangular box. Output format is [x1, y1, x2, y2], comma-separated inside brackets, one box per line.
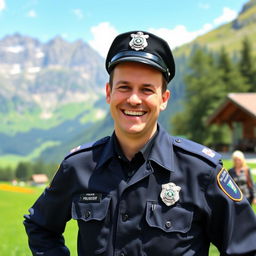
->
[229, 150, 256, 205]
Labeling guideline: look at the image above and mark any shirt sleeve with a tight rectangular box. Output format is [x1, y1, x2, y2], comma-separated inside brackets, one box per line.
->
[205, 164, 256, 256]
[23, 161, 72, 256]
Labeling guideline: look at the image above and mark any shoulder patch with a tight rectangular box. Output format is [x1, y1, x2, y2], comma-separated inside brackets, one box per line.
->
[217, 168, 243, 202]
[173, 137, 221, 166]
[65, 136, 110, 160]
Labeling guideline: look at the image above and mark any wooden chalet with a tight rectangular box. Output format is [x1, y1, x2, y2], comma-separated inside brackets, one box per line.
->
[207, 93, 256, 152]
[31, 174, 49, 186]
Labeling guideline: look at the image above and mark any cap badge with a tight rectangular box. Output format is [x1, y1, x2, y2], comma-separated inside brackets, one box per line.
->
[129, 31, 149, 51]
[160, 182, 181, 206]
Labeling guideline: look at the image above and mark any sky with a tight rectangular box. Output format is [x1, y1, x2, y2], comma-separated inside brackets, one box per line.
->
[0, 0, 248, 57]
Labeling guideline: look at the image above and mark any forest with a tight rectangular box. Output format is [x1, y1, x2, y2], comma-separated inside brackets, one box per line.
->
[172, 37, 255, 147]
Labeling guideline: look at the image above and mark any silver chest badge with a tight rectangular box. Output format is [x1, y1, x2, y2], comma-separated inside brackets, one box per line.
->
[129, 31, 149, 51]
[160, 182, 181, 206]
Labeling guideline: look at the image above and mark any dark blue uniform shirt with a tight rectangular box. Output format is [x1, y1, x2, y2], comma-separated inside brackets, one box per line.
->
[24, 125, 256, 256]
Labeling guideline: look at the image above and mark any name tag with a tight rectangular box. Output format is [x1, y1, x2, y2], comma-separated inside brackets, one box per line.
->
[79, 193, 102, 203]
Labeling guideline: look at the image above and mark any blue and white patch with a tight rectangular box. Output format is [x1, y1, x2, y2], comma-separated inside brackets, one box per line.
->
[217, 168, 243, 201]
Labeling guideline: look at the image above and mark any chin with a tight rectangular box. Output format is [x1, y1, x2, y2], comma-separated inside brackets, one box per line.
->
[122, 124, 146, 135]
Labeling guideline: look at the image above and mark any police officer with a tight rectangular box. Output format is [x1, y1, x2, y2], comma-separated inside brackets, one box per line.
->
[24, 31, 256, 256]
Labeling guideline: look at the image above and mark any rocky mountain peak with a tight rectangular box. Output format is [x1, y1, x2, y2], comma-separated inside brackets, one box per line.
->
[0, 34, 107, 120]
[232, 0, 256, 29]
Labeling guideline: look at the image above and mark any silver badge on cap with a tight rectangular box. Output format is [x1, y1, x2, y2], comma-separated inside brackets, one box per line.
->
[160, 182, 181, 206]
[129, 31, 149, 51]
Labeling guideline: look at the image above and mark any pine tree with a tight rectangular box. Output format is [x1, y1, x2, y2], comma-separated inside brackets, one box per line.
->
[16, 162, 32, 181]
[218, 47, 248, 93]
[239, 37, 256, 92]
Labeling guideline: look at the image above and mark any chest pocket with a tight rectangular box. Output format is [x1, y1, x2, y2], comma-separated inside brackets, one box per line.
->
[71, 195, 111, 255]
[146, 201, 193, 233]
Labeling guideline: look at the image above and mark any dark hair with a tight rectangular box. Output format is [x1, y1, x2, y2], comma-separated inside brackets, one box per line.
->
[108, 69, 168, 92]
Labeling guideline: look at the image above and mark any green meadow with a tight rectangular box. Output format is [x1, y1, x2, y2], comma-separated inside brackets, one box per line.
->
[0, 185, 78, 256]
[0, 160, 255, 256]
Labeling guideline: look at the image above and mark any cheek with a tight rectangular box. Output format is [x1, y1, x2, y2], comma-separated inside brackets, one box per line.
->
[108, 92, 124, 106]
[148, 95, 165, 110]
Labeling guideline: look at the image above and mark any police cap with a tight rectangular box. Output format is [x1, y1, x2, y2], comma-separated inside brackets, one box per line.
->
[105, 31, 175, 82]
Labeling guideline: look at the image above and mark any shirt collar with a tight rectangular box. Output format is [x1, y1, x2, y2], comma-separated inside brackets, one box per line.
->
[97, 123, 174, 172]
[148, 124, 174, 172]
[113, 130, 158, 162]
[96, 134, 115, 168]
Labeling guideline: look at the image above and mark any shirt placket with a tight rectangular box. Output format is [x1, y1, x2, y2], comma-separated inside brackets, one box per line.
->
[113, 161, 153, 256]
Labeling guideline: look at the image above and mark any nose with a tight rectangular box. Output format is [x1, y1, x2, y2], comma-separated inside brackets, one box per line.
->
[127, 92, 142, 106]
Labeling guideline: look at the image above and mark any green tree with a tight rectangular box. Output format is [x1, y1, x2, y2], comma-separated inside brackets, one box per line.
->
[218, 47, 248, 93]
[31, 159, 59, 179]
[172, 48, 225, 144]
[239, 37, 256, 92]
[15, 162, 33, 181]
[32, 159, 48, 175]
[0, 166, 15, 181]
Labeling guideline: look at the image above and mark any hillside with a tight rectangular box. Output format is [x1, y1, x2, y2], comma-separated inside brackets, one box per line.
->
[175, 0, 256, 57]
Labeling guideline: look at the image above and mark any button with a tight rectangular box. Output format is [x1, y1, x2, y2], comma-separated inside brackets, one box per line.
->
[146, 162, 151, 170]
[122, 213, 129, 222]
[85, 210, 91, 219]
[175, 138, 181, 143]
[165, 221, 172, 228]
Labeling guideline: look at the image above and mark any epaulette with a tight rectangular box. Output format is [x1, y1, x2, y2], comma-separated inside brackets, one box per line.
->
[64, 136, 110, 160]
[172, 136, 222, 166]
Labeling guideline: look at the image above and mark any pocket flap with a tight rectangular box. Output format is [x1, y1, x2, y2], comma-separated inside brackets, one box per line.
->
[146, 201, 193, 233]
[72, 196, 111, 222]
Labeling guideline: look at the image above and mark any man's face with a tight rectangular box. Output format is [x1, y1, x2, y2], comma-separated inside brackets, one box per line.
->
[106, 62, 170, 140]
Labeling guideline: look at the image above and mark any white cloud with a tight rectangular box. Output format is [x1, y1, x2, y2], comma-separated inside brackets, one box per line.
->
[88, 22, 118, 57]
[27, 9, 37, 18]
[149, 24, 213, 49]
[214, 7, 237, 25]
[149, 7, 238, 49]
[72, 9, 84, 20]
[0, 0, 6, 11]
[88, 7, 238, 56]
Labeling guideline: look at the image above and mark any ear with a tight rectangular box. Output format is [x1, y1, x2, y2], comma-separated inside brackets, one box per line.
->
[106, 83, 111, 104]
[160, 89, 170, 111]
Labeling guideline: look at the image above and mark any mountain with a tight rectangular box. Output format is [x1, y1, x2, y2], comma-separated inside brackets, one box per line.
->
[0, 34, 107, 134]
[175, 0, 256, 57]
[0, 0, 255, 167]
[0, 34, 108, 166]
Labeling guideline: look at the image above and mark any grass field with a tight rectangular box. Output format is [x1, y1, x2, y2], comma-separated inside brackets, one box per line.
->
[0, 160, 255, 256]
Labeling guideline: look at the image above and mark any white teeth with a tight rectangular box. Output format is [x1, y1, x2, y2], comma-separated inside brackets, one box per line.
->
[124, 110, 145, 116]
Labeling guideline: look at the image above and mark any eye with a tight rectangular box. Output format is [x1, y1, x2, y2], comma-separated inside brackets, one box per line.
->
[142, 87, 154, 94]
[117, 85, 130, 91]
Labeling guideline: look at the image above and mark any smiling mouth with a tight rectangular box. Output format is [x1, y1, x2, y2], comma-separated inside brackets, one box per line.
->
[123, 110, 146, 116]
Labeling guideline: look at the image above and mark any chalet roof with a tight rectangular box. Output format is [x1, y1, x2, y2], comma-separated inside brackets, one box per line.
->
[31, 174, 49, 183]
[228, 93, 256, 117]
[207, 93, 256, 124]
